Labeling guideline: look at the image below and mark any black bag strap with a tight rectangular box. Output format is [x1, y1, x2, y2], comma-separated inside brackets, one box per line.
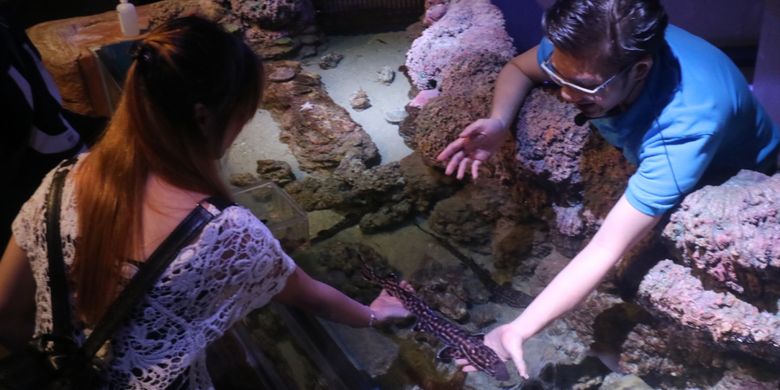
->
[81, 195, 232, 357]
[45, 159, 77, 339]
[44, 160, 234, 360]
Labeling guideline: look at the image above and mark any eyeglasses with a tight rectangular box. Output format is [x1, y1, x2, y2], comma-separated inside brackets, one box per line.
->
[541, 57, 630, 95]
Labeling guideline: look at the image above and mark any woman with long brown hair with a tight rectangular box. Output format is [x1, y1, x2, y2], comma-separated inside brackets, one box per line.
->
[0, 16, 408, 388]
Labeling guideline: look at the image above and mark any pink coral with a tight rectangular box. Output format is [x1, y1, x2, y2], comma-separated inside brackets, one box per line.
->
[408, 88, 441, 108]
[405, 0, 515, 90]
[423, 4, 447, 25]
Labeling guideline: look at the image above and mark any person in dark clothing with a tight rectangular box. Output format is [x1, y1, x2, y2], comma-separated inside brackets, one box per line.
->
[1, 4, 105, 248]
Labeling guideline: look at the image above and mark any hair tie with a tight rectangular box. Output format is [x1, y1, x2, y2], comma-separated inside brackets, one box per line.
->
[129, 41, 153, 63]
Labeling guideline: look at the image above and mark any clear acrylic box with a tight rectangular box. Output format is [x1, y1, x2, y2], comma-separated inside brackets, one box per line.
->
[233, 182, 309, 252]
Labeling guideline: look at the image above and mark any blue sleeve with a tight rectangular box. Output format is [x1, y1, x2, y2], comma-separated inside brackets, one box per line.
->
[625, 115, 727, 216]
[536, 37, 553, 66]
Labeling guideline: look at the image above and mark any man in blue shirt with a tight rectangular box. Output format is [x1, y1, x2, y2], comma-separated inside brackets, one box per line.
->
[437, 0, 779, 378]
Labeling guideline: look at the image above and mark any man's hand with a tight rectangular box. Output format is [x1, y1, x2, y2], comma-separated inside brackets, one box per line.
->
[436, 118, 510, 179]
[457, 322, 529, 379]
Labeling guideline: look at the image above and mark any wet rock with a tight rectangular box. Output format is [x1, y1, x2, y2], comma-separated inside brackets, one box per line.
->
[318, 52, 344, 69]
[298, 44, 317, 59]
[298, 34, 320, 45]
[398, 152, 459, 213]
[515, 87, 590, 187]
[377, 66, 395, 85]
[599, 373, 653, 390]
[256, 160, 295, 186]
[229, 172, 259, 188]
[636, 260, 780, 365]
[522, 319, 590, 378]
[301, 241, 394, 302]
[349, 88, 371, 110]
[229, 0, 309, 30]
[662, 171, 780, 308]
[324, 325, 400, 378]
[307, 209, 347, 241]
[408, 48, 506, 171]
[244, 27, 300, 59]
[429, 181, 527, 247]
[711, 368, 780, 389]
[491, 219, 535, 271]
[267, 66, 297, 82]
[359, 201, 413, 233]
[262, 67, 379, 173]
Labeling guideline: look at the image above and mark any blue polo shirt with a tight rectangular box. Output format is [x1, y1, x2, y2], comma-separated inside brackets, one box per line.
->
[537, 25, 780, 216]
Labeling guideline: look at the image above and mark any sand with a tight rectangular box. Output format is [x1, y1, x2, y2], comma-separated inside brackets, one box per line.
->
[222, 31, 414, 181]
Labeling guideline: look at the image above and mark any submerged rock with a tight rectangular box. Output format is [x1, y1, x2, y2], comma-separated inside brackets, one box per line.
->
[349, 88, 371, 110]
[262, 62, 379, 173]
[319, 52, 344, 69]
[256, 160, 295, 186]
[377, 66, 395, 85]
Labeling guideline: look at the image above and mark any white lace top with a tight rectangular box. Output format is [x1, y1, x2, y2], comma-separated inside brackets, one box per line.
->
[11, 159, 297, 389]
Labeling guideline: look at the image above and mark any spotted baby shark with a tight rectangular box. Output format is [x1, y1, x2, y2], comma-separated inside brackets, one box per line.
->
[361, 261, 510, 381]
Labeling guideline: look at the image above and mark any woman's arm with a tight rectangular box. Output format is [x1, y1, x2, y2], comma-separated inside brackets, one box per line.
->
[0, 236, 36, 350]
[271, 267, 409, 328]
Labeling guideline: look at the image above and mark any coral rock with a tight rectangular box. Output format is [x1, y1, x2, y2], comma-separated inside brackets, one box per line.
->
[662, 171, 780, 309]
[636, 260, 780, 365]
[405, 0, 514, 90]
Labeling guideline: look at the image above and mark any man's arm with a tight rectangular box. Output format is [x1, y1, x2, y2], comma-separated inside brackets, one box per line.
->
[490, 45, 548, 127]
[481, 195, 661, 377]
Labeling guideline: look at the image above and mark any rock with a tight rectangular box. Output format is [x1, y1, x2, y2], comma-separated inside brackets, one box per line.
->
[256, 160, 296, 186]
[599, 373, 653, 390]
[405, 0, 514, 90]
[229, 0, 309, 30]
[376, 66, 395, 85]
[662, 171, 780, 308]
[307, 209, 347, 242]
[298, 34, 320, 45]
[262, 69, 379, 173]
[349, 88, 371, 110]
[636, 260, 780, 365]
[318, 52, 344, 69]
[491, 220, 534, 271]
[229, 172, 259, 188]
[384, 109, 408, 124]
[298, 45, 317, 59]
[359, 201, 412, 233]
[267, 67, 297, 82]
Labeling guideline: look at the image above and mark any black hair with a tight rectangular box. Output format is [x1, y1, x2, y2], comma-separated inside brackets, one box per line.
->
[542, 0, 668, 72]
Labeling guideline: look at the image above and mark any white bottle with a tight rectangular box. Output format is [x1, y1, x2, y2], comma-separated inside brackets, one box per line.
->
[117, 0, 140, 36]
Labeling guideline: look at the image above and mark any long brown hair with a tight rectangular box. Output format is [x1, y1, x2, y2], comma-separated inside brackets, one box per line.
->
[73, 16, 262, 324]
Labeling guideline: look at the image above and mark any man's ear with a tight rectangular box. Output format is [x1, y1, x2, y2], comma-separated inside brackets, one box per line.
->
[630, 55, 654, 82]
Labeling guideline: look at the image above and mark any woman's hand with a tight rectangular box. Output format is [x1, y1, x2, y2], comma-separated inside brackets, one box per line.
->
[368, 281, 413, 325]
[458, 322, 529, 379]
[436, 118, 510, 179]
